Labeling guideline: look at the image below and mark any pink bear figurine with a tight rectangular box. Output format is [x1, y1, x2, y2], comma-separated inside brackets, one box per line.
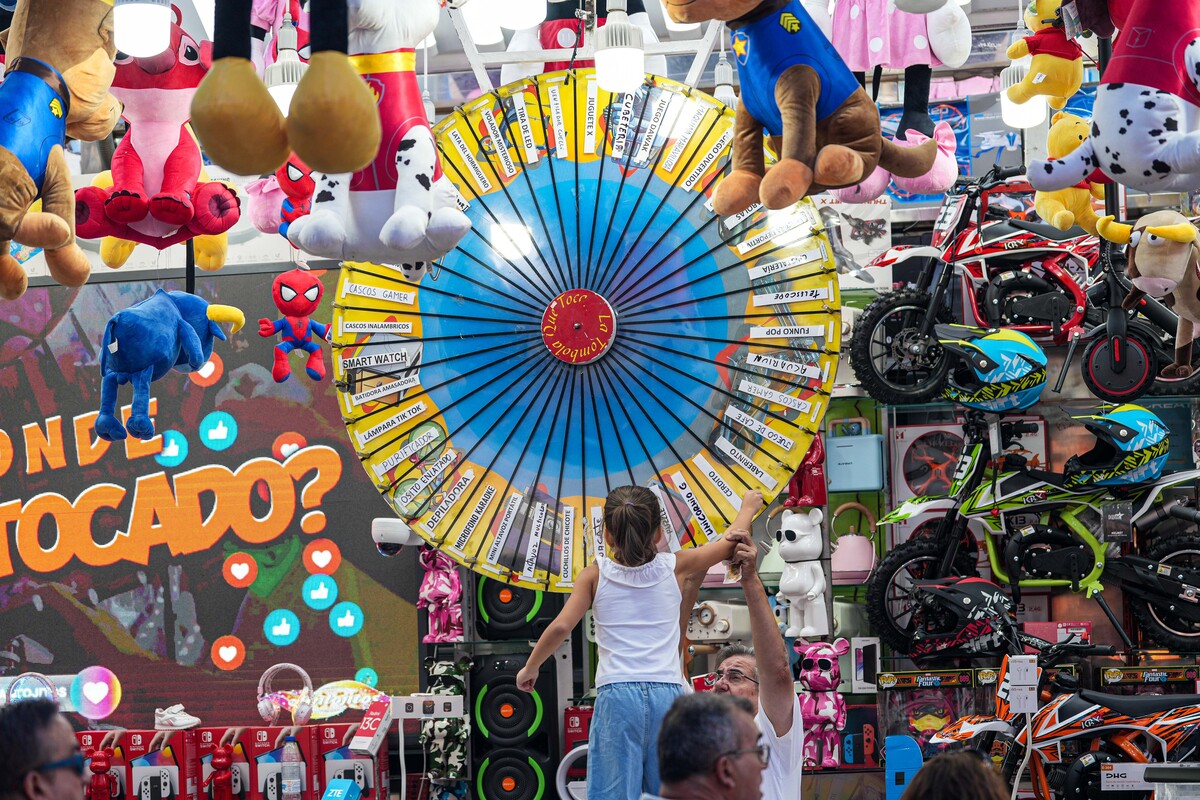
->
[796, 638, 850, 769]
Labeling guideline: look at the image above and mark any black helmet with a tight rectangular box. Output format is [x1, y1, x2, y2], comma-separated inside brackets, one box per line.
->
[909, 577, 1015, 664]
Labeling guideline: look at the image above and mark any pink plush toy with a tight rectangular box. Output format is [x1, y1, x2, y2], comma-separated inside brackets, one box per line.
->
[796, 638, 849, 769]
[418, 546, 463, 643]
[830, 120, 958, 202]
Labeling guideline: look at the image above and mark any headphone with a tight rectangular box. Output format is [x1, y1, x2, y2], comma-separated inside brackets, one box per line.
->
[256, 664, 314, 725]
[4, 671, 59, 706]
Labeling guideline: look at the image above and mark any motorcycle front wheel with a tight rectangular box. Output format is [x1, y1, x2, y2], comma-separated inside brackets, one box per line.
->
[865, 537, 980, 653]
[850, 289, 952, 406]
[1128, 532, 1200, 653]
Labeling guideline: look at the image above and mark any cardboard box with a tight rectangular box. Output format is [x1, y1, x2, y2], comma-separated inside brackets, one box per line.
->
[196, 728, 252, 800]
[562, 707, 592, 779]
[348, 699, 391, 758]
[247, 728, 318, 800]
[123, 730, 199, 800]
[313, 723, 387, 800]
[78, 731, 128, 800]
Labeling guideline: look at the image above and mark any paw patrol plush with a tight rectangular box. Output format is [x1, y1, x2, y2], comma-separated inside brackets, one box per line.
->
[1034, 112, 1105, 235]
[663, 0, 938, 214]
[1005, 0, 1084, 111]
[1030, 0, 1200, 195]
[74, 7, 241, 268]
[191, 0, 380, 176]
[0, 0, 121, 300]
[286, 0, 471, 265]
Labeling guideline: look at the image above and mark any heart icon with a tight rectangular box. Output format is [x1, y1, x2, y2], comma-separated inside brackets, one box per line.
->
[312, 550, 332, 568]
[218, 646, 238, 663]
[197, 360, 216, 379]
[281, 443, 300, 457]
[230, 563, 250, 581]
[83, 682, 109, 704]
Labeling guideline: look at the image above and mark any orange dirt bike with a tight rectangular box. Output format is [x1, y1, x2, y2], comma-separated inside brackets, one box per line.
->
[931, 616, 1200, 800]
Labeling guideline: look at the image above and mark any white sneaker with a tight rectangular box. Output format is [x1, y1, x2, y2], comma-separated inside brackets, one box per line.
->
[154, 704, 201, 730]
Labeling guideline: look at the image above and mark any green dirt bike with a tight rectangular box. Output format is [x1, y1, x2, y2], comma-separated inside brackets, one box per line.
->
[865, 410, 1200, 654]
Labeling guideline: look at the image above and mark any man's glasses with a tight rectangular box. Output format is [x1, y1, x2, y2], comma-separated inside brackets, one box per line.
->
[719, 744, 771, 767]
[30, 753, 86, 778]
[704, 668, 759, 687]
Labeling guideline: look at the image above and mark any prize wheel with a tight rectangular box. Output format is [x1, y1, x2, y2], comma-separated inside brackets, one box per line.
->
[333, 69, 841, 590]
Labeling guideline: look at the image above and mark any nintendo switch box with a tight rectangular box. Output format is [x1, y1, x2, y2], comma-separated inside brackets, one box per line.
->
[195, 728, 252, 800]
[78, 731, 128, 800]
[246, 728, 319, 800]
[313, 723, 388, 800]
[122, 730, 200, 800]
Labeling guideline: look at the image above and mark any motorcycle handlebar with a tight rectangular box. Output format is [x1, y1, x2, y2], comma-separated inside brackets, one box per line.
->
[995, 165, 1027, 181]
[1003, 421, 1040, 437]
[1167, 503, 1200, 526]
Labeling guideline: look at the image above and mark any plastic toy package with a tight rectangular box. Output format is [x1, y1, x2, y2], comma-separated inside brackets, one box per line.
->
[874, 668, 980, 757]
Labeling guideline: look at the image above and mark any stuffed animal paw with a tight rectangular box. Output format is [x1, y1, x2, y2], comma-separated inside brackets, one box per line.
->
[106, 189, 150, 224]
[148, 193, 195, 226]
[190, 182, 241, 236]
[94, 413, 128, 441]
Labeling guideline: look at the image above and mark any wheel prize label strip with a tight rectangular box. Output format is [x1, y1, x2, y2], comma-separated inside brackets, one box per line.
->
[736, 207, 817, 255]
[724, 406, 795, 452]
[337, 70, 839, 591]
[649, 483, 682, 551]
[670, 472, 716, 540]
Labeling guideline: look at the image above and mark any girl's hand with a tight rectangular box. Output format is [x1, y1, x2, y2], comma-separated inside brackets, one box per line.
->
[741, 490, 764, 516]
[516, 665, 537, 692]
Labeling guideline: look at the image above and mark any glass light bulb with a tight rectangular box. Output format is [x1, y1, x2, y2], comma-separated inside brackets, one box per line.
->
[505, 0, 547, 30]
[114, 0, 171, 58]
[595, 47, 645, 93]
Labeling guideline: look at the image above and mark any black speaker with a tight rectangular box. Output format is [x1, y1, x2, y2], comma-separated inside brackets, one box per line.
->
[475, 578, 562, 640]
[471, 655, 559, 800]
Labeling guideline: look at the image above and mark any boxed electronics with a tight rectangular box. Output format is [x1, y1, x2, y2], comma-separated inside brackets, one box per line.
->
[247, 727, 319, 800]
[123, 730, 200, 800]
[196, 728, 252, 800]
[563, 706, 593, 779]
[78, 731, 128, 800]
[875, 669, 979, 758]
[314, 723, 388, 800]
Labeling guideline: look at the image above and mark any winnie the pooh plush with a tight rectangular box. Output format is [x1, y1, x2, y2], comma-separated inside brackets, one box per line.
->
[1034, 112, 1105, 235]
[1005, 0, 1084, 110]
[0, 0, 122, 300]
[663, 0, 938, 215]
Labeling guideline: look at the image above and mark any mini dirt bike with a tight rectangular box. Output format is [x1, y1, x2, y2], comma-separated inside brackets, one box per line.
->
[931, 622, 1200, 800]
[864, 404, 1200, 654]
[849, 165, 1186, 404]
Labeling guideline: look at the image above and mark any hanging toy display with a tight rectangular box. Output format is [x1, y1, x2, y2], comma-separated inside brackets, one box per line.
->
[244, 152, 314, 241]
[1004, 0, 1084, 110]
[285, 0, 472, 265]
[258, 269, 330, 382]
[796, 638, 850, 769]
[191, 0, 381, 176]
[74, 7, 242, 269]
[1106, 212, 1200, 379]
[1029, 0, 1200, 195]
[95, 290, 245, 441]
[0, 0, 122, 300]
[1034, 112, 1106, 235]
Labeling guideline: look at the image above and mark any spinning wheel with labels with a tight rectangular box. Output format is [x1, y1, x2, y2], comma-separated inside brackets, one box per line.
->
[333, 69, 841, 590]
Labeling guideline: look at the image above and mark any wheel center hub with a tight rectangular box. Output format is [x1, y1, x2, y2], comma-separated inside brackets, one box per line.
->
[541, 289, 616, 364]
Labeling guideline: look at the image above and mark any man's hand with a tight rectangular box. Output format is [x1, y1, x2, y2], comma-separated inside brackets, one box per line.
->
[726, 530, 759, 581]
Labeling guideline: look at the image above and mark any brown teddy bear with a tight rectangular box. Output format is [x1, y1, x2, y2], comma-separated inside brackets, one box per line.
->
[664, 0, 937, 215]
[0, 0, 123, 300]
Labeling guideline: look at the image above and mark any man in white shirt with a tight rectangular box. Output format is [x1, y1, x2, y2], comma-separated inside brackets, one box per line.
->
[695, 533, 804, 800]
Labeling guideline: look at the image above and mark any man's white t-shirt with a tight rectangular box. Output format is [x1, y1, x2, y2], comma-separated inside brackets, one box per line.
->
[757, 692, 804, 800]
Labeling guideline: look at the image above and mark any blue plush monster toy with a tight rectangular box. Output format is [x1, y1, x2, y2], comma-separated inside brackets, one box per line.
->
[95, 289, 244, 441]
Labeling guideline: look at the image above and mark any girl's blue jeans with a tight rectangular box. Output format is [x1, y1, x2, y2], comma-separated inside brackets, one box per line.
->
[587, 681, 685, 800]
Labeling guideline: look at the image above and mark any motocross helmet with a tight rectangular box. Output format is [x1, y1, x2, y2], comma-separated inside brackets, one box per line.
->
[938, 326, 1048, 413]
[909, 577, 1016, 665]
[1063, 404, 1169, 487]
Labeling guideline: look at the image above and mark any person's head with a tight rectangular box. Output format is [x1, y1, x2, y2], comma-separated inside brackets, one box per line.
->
[712, 644, 761, 712]
[0, 699, 85, 800]
[657, 693, 765, 800]
[602, 485, 661, 567]
[899, 751, 1009, 800]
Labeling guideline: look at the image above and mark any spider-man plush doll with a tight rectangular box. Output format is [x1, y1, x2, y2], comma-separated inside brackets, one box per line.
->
[259, 269, 330, 382]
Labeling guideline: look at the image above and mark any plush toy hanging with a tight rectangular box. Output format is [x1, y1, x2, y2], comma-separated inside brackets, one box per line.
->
[1030, 0, 1200, 195]
[259, 269, 330, 382]
[829, 120, 958, 201]
[191, 0, 381, 176]
[664, 0, 938, 214]
[74, 8, 241, 268]
[285, 0, 471, 265]
[95, 290, 244, 441]
[0, 0, 122, 300]
[1034, 112, 1106, 235]
[1004, 0, 1084, 110]
[1106, 212, 1200, 379]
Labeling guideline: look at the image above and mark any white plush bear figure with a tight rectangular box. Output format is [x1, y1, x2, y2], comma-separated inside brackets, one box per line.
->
[776, 508, 829, 638]
[286, 0, 472, 265]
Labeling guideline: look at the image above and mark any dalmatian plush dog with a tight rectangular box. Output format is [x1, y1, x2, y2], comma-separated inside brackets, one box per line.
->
[286, 0, 471, 265]
[1029, 0, 1200, 195]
